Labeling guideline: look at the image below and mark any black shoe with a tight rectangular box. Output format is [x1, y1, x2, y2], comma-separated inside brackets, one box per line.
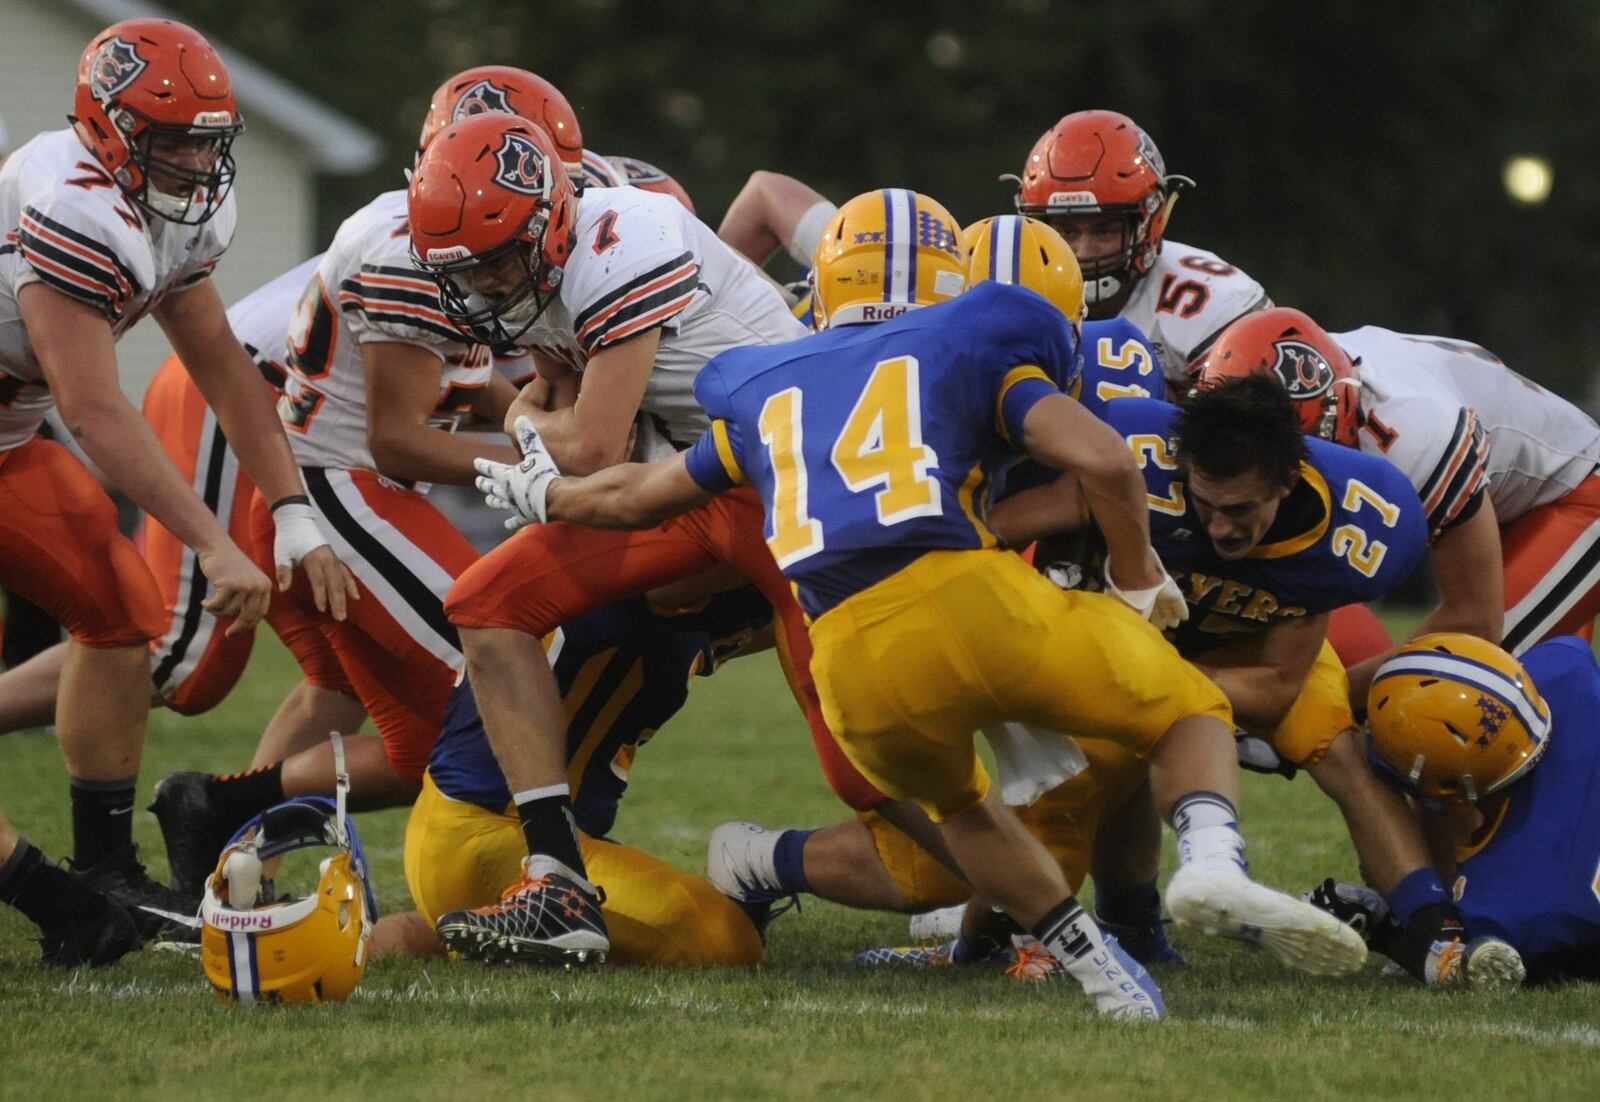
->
[72, 844, 200, 942]
[436, 856, 609, 966]
[149, 771, 234, 900]
[39, 892, 142, 967]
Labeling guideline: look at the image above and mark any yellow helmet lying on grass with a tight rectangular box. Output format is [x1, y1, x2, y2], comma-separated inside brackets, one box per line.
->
[201, 735, 374, 1003]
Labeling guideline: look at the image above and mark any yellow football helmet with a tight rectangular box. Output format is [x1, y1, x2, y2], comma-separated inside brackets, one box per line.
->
[809, 188, 966, 329]
[200, 738, 373, 1003]
[1367, 633, 1552, 804]
[962, 215, 1086, 326]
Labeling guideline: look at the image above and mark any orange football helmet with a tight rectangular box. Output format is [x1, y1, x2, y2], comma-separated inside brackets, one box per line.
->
[71, 19, 243, 225]
[609, 155, 695, 214]
[417, 66, 583, 172]
[1199, 307, 1361, 446]
[1367, 633, 1552, 805]
[1013, 110, 1189, 306]
[408, 112, 578, 349]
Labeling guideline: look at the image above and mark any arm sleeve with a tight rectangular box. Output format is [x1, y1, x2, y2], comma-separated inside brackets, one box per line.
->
[338, 262, 463, 357]
[14, 202, 146, 321]
[683, 420, 746, 492]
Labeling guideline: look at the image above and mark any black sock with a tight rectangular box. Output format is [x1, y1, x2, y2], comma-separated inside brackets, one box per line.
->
[1031, 895, 1094, 961]
[1096, 880, 1163, 929]
[69, 776, 136, 868]
[514, 788, 588, 879]
[0, 839, 106, 931]
[1369, 903, 1467, 983]
[208, 763, 286, 826]
[952, 907, 1021, 964]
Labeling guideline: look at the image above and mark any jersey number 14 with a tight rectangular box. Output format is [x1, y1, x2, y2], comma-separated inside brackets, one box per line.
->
[758, 355, 942, 568]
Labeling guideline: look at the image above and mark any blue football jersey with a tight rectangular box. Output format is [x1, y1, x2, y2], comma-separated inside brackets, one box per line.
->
[1075, 318, 1163, 420]
[684, 281, 1079, 617]
[1451, 636, 1600, 979]
[1102, 398, 1428, 656]
[427, 588, 771, 834]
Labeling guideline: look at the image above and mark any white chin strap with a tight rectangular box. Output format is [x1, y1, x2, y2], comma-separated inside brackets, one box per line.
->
[331, 730, 351, 849]
[1084, 273, 1123, 306]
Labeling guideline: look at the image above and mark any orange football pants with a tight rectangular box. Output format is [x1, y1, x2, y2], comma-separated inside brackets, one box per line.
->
[248, 468, 477, 786]
[141, 356, 261, 714]
[0, 436, 164, 647]
[444, 486, 885, 810]
[1502, 473, 1600, 654]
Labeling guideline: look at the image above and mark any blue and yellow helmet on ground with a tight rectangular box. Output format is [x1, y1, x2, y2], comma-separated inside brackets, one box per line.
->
[200, 736, 375, 1004]
[962, 214, 1086, 326]
[809, 188, 966, 329]
[1366, 633, 1552, 805]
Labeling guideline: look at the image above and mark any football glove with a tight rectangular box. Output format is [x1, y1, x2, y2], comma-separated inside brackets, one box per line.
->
[1101, 557, 1189, 630]
[474, 416, 561, 530]
[271, 500, 333, 575]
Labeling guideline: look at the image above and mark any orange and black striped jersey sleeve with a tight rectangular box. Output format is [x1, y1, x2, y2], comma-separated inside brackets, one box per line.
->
[572, 251, 701, 357]
[16, 205, 142, 319]
[1419, 407, 1489, 536]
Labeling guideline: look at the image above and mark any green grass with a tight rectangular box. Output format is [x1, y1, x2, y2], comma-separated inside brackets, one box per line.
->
[2, 617, 1597, 1101]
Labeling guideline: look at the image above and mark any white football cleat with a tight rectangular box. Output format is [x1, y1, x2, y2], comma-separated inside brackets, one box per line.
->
[907, 904, 965, 943]
[1167, 864, 1368, 976]
[705, 821, 799, 938]
[1460, 936, 1526, 990]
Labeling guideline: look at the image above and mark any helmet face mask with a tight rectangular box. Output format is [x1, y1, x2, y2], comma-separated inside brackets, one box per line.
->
[73, 20, 243, 226]
[428, 235, 561, 351]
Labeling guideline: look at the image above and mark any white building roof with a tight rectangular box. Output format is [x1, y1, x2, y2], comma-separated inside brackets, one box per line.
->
[58, 0, 383, 173]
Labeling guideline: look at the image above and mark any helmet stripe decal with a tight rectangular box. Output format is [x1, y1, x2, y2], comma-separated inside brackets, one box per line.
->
[882, 188, 914, 304]
[990, 215, 1023, 283]
[1373, 652, 1550, 742]
[227, 929, 260, 1004]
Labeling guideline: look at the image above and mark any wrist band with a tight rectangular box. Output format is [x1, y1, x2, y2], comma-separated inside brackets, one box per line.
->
[270, 494, 311, 513]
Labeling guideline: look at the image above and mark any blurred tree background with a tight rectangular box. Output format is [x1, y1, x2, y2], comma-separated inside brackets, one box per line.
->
[165, 0, 1600, 398]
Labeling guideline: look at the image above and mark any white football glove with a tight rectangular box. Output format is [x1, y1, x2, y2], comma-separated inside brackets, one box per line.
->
[1102, 556, 1189, 631]
[474, 415, 561, 530]
[270, 500, 333, 575]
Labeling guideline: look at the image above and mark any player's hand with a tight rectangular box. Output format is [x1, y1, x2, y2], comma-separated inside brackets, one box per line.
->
[1102, 554, 1189, 630]
[197, 540, 273, 636]
[475, 415, 562, 529]
[271, 500, 360, 620]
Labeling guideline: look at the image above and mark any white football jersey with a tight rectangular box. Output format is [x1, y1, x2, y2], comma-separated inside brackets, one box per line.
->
[1119, 239, 1270, 388]
[516, 186, 806, 446]
[0, 129, 236, 451]
[229, 255, 322, 391]
[1339, 326, 1600, 530]
[278, 190, 493, 473]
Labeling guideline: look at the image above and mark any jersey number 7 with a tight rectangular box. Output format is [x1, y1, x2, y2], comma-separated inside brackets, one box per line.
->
[758, 356, 942, 568]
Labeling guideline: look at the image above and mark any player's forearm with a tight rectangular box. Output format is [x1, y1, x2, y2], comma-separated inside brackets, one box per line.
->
[371, 423, 520, 487]
[545, 465, 671, 529]
[1079, 464, 1163, 590]
[1193, 662, 1298, 731]
[516, 405, 629, 477]
[65, 396, 233, 552]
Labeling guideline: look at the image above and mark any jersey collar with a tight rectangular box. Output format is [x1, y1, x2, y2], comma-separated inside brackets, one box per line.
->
[1245, 462, 1331, 560]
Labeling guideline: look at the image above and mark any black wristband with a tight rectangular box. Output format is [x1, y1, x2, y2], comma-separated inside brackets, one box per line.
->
[270, 494, 311, 513]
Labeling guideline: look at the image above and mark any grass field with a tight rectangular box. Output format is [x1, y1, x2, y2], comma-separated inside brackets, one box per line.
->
[1, 621, 1597, 1101]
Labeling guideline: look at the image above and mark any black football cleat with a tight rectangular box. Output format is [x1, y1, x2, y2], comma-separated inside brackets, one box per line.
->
[149, 771, 235, 901]
[72, 844, 199, 943]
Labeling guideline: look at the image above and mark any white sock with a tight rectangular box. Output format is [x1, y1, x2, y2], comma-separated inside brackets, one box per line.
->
[1171, 791, 1247, 875]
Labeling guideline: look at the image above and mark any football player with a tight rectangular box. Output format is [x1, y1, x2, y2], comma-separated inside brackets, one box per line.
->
[408, 114, 940, 969]
[1198, 307, 1600, 706]
[1011, 110, 1269, 393]
[0, 806, 139, 966]
[716, 170, 836, 272]
[0, 259, 368, 753]
[474, 188, 1375, 1018]
[0, 19, 355, 936]
[1311, 633, 1600, 985]
[393, 589, 773, 966]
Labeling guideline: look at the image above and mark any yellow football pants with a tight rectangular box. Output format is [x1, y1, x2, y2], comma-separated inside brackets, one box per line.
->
[809, 549, 1232, 820]
[404, 773, 763, 966]
[863, 733, 1151, 906]
[1203, 637, 1355, 767]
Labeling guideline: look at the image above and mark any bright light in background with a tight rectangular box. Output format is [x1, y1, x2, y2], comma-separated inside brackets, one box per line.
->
[1503, 155, 1553, 205]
